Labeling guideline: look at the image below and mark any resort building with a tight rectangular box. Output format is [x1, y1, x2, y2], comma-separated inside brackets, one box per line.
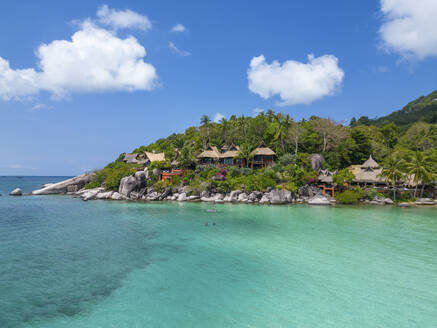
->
[123, 151, 165, 166]
[219, 144, 242, 166]
[144, 151, 166, 166]
[250, 142, 276, 169]
[348, 155, 384, 185]
[197, 145, 221, 164]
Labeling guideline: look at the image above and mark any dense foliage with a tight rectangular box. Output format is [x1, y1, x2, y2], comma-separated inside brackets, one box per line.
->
[87, 92, 437, 199]
[85, 153, 140, 191]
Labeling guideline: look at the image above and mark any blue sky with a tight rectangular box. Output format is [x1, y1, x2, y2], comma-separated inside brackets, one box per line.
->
[1, 0, 437, 175]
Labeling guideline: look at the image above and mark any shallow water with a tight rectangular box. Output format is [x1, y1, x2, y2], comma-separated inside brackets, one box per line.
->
[1, 177, 436, 328]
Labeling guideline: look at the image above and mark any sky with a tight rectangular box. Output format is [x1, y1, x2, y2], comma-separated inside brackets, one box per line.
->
[1, 0, 437, 175]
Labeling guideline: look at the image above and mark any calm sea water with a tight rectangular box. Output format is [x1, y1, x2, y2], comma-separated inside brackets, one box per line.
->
[1, 176, 436, 328]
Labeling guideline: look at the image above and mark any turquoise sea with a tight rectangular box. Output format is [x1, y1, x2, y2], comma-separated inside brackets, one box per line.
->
[1, 176, 436, 328]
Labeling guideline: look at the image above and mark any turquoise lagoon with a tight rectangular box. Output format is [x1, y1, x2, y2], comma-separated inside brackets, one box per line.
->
[1, 176, 436, 327]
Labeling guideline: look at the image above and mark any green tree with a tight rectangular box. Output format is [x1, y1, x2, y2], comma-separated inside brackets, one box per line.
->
[237, 143, 254, 168]
[333, 168, 355, 189]
[379, 154, 405, 201]
[404, 151, 434, 198]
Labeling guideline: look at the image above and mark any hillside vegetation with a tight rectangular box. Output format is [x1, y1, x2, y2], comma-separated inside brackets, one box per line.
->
[352, 90, 437, 128]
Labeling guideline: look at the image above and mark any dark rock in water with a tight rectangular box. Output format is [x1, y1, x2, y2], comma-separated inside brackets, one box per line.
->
[10, 188, 23, 196]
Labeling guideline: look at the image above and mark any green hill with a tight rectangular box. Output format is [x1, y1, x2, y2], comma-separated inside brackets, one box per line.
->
[370, 90, 437, 127]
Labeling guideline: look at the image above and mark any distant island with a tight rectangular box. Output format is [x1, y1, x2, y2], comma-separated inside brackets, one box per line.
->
[31, 91, 437, 206]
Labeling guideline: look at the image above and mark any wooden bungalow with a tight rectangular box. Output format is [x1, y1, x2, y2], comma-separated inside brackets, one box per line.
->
[197, 145, 221, 164]
[250, 142, 276, 169]
[220, 144, 242, 166]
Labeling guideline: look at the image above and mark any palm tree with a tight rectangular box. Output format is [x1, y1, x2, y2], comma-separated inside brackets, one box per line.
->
[379, 154, 405, 201]
[237, 143, 254, 168]
[200, 115, 211, 143]
[405, 151, 434, 198]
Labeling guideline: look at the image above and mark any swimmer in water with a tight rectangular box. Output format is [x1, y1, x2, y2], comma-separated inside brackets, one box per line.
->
[212, 222, 216, 226]
[205, 222, 209, 226]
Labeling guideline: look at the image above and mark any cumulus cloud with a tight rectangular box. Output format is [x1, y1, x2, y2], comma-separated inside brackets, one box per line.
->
[379, 0, 437, 59]
[169, 41, 191, 56]
[213, 112, 225, 123]
[248, 54, 344, 106]
[171, 24, 187, 32]
[97, 5, 152, 30]
[0, 21, 157, 101]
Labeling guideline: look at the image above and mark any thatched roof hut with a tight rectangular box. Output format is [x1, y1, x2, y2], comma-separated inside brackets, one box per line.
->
[220, 144, 240, 159]
[361, 155, 379, 169]
[197, 145, 221, 160]
[349, 156, 384, 184]
[251, 142, 276, 156]
[145, 151, 165, 162]
[124, 153, 141, 164]
[318, 169, 336, 183]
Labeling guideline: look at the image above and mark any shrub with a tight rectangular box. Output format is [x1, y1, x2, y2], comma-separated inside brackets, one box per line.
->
[333, 168, 355, 187]
[336, 189, 365, 204]
[85, 160, 139, 191]
[285, 181, 298, 192]
[153, 180, 169, 193]
[279, 153, 297, 166]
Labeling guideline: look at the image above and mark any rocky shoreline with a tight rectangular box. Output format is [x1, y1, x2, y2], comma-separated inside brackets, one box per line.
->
[27, 172, 437, 207]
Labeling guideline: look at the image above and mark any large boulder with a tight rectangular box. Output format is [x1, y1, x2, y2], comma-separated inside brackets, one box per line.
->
[259, 195, 270, 204]
[229, 190, 241, 202]
[96, 191, 114, 199]
[111, 192, 123, 200]
[82, 188, 104, 201]
[267, 189, 292, 204]
[415, 198, 436, 205]
[119, 176, 137, 197]
[10, 188, 22, 196]
[134, 171, 147, 189]
[309, 154, 324, 171]
[32, 173, 94, 195]
[177, 193, 187, 202]
[308, 195, 331, 205]
[298, 185, 321, 198]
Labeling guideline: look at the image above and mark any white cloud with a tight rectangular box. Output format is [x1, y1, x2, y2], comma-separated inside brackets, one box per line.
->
[171, 24, 187, 32]
[31, 103, 53, 110]
[169, 42, 191, 56]
[97, 5, 152, 31]
[253, 108, 264, 114]
[213, 112, 225, 123]
[379, 0, 437, 59]
[248, 54, 344, 106]
[0, 21, 158, 101]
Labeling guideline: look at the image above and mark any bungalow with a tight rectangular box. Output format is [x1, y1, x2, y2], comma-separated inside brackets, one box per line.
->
[318, 169, 336, 184]
[197, 145, 221, 164]
[250, 142, 276, 169]
[348, 155, 384, 185]
[144, 151, 166, 166]
[220, 144, 242, 166]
